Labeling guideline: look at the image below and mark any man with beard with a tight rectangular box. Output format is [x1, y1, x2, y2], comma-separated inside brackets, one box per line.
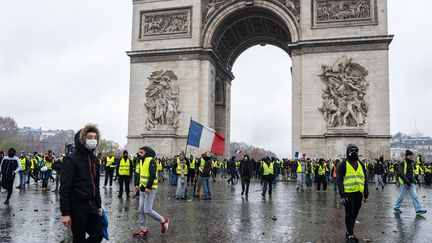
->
[393, 150, 427, 215]
[336, 144, 369, 242]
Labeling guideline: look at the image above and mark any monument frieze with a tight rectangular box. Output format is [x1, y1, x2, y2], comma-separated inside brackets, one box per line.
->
[140, 7, 191, 40]
[313, 0, 377, 28]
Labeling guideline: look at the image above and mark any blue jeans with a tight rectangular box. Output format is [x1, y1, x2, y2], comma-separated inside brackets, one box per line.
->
[394, 184, 423, 212]
[19, 171, 26, 187]
[201, 177, 211, 199]
[262, 179, 272, 196]
[42, 170, 52, 188]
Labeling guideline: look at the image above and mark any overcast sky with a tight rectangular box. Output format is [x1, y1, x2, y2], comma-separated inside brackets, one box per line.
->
[1, 1, 431, 158]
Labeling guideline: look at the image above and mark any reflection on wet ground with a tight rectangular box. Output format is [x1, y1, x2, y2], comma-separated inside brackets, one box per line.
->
[0, 178, 431, 242]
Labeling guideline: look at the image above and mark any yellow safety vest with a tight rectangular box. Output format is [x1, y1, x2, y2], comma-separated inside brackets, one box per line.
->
[176, 160, 188, 175]
[19, 157, 26, 171]
[344, 161, 365, 193]
[318, 165, 325, 176]
[262, 162, 274, 176]
[157, 160, 163, 171]
[389, 164, 394, 173]
[135, 160, 140, 174]
[189, 159, 196, 169]
[140, 157, 158, 189]
[399, 161, 414, 185]
[414, 164, 420, 175]
[296, 161, 303, 173]
[106, 156, 116, 168]
[44, 156, 53, 170]
[118, 157, 131, 176]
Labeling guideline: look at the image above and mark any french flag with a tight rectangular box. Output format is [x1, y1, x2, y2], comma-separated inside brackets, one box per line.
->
[187, 120, 225, 155]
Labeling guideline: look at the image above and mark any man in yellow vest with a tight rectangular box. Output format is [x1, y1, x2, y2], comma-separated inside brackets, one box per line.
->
[187, 155, 196, 186]
[104, 153, 116, 187]
[295, 159, 305, 192]
[17, 152, 28, 189]
[261, 157, 274, 197]
[316, 158, 328, 192]
[42, 150, 54, 192]
[117, 150, 133, 198]
[133, 146, 169, 237]
[336, 144, 369, 242]
[394, 150, 427, 215]
[174, 152, 188, 200]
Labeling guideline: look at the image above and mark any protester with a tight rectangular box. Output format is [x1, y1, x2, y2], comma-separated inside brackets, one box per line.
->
[59, 124, 103, 243]
[240, 154, 253, 197]
[0, 148, 21, 204]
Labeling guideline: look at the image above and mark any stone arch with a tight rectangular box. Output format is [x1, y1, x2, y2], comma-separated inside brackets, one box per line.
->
[202, 0, 300, 70]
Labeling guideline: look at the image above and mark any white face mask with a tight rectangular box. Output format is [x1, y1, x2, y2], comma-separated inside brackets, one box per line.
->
[85, 139, 97, 150]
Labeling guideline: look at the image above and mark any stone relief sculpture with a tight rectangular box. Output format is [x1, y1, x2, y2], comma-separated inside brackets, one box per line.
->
[318, 56, 369, 127]
[202, 0, 229, 24]
[316, 0, 371, 22]
[275, 0, 301, 21]
[145, 70, 181, 130]
[142, 10, 189, 37]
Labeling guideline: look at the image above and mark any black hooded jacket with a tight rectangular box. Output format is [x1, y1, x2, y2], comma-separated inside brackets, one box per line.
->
[60, 130, 101, 216]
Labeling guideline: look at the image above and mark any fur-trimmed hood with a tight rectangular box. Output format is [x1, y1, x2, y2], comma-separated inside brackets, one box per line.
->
[74, 123, 100, 152]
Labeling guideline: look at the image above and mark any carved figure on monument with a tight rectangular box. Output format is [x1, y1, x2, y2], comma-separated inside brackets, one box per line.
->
[203, 0, 227, 24]
[318, 55, 369, 127]
[143, 12, 189, 36]
[316, 0, 371, 22]
[145, 70, 181, 130]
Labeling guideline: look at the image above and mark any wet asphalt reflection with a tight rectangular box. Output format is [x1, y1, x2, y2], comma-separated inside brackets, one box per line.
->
[0, 177, 431, 242]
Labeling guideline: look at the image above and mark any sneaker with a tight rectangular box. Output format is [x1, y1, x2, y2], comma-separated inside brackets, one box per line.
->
[161, 217, 169, 233]
[416, 210, 427, 215]
[4, 199, 9, 205]
[394, 208, 402, 214]
[347, 235, 359, 242]
[133, 229, 148, 237]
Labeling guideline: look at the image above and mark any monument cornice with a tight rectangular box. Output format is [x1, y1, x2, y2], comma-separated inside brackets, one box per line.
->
[127, 47, 235, 80]
[289, 35, 394, 55]
[127, 134, 188, 139]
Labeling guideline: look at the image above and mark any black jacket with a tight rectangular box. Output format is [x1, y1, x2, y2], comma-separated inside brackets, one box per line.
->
[398, 160, 414, 184]
[240, 157, 253, 178]
[60, 131, 101, 216]
[374, 162, 385, 175]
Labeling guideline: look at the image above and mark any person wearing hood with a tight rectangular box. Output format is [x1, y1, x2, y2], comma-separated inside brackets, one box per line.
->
[133, 146, 169, 237]
[117, 150, 133, 198]
[0, 148, 22, 204]
[336, 144, 369, 242]
[240, 154, 253, 197]
[60, 124, 103, 243]
[393, 150, 427, 215]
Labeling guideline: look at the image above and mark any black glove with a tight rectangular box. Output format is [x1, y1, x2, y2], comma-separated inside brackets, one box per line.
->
[363, 192, 369, 200]
[340, 197, 348, 206]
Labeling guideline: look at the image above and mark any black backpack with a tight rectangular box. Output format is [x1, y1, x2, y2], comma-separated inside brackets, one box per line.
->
[202, 160, 212, 177]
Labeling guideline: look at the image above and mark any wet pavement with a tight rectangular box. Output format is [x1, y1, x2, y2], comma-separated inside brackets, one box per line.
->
[0, 176, 431, 243]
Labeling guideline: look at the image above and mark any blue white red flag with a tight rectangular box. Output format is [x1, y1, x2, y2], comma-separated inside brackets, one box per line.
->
[187, 120, 225, 155]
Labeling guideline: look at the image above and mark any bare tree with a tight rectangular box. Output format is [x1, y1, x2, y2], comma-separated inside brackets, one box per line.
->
[0, 117, 19, 142]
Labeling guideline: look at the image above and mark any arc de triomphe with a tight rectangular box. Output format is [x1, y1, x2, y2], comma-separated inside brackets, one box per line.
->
[127, 0, 392, 159]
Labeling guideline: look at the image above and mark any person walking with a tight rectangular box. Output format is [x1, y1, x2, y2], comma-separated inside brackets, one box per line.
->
[60, 124, 103, 243]
[0, 148, 21, 204]
[117, 150, 133, 198]
[240, 155, 253, 197]
[133, 146, 169, 237]
[187, 155, 196, 186]
[42, 150, 54, 192]
[374, 158, 385, 190]
[336, 144, 369, 242]
[261, 157, 274, 197]
[393, 150, 427, 215]
[17, 152, 28, 189]
[226, 156, 237, 185]
[305, 159, 313, 188]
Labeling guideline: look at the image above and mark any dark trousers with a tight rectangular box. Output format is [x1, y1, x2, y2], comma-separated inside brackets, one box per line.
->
[104, 168, 114, 186]
[71, 201, 102, 243]
[2, 175, 15, 201]
[118, 175, 130, 197]
[344, 192, 363, 235]
[415, 175, 421, 186]
[187, 169, 195, 185]
[317, 175, 327, 191]
[241, 177, 250, 195]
